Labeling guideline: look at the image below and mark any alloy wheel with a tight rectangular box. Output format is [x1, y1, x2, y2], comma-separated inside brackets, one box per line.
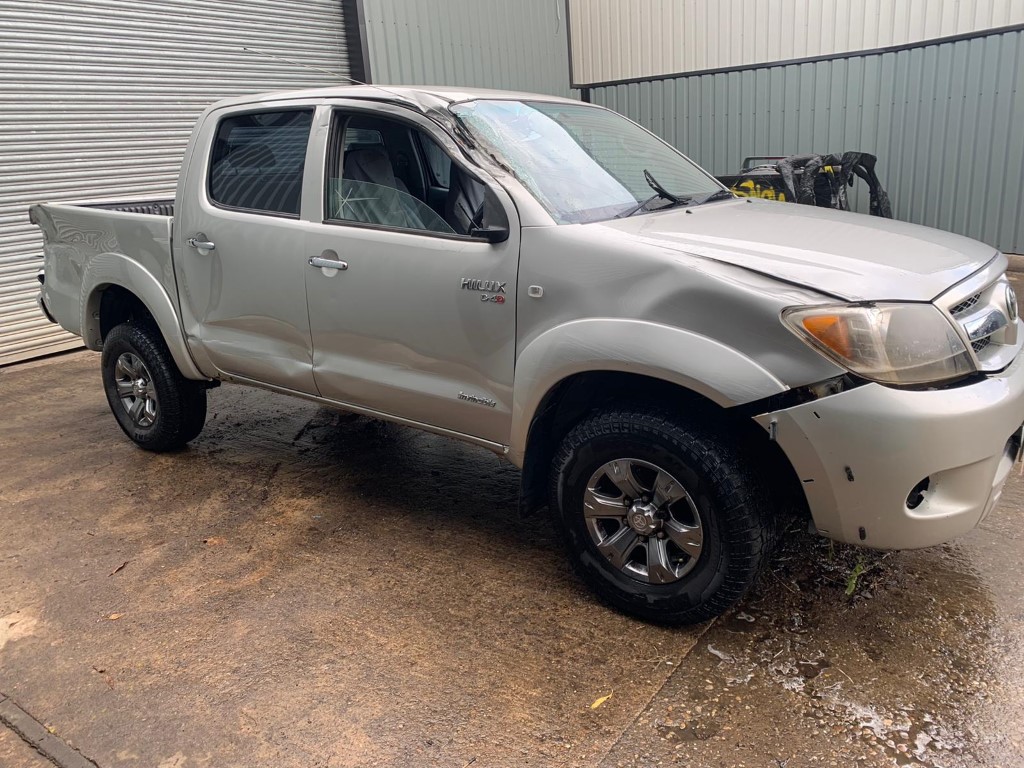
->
[113, 352, 159, 429]
[583, 458, 704, 584]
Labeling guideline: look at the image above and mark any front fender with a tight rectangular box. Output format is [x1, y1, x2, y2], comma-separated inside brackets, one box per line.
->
[509, 319, 787, 465]
[82, 253, 206, 380]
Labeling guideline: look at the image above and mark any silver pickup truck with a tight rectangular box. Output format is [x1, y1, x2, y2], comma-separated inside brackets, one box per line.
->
[31, 86, 1024, 624]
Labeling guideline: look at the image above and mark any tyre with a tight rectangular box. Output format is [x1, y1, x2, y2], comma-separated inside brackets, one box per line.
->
[101, 323, 207, 451]
[550, 408, 772, 625]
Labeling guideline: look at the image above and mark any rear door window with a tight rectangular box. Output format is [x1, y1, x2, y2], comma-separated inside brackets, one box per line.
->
[208, 109, 314, 216]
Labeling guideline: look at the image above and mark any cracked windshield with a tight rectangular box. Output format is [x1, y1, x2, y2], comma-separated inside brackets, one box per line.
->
[451, 99, 723, 223]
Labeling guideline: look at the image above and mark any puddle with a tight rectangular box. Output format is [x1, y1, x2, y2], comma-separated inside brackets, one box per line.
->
[641, 524, 1001, 766]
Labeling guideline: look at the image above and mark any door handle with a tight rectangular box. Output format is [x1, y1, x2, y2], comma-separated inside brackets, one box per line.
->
[309, 256, 348, 270]
[187, 235, 216, 252]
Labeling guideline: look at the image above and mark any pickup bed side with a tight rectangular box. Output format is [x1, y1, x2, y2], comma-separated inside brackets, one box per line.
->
[31, 201, 205, 380]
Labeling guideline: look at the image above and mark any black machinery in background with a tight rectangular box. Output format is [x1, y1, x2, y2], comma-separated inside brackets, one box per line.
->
[717, 152, 893, 218]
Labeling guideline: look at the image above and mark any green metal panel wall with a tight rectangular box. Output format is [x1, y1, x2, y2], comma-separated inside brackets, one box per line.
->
[360, 0, 573, 97]
[590, 29, 1024, 254]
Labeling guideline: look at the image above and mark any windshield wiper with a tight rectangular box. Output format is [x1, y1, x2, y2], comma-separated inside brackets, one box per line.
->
[692, 189, 735, 205]
[618, 169, 692, 218]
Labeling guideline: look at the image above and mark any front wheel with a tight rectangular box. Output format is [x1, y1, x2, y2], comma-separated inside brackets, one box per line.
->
[550, 409, 773, 625]
[101, 323, 207, 451]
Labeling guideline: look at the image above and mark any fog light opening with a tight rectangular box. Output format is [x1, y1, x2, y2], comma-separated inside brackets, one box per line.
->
[1006, 428, 1023, 463]
[906, 477, 931, 510]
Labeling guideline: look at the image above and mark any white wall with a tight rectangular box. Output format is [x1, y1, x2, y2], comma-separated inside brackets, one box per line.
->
[569, 0, 1024, 84]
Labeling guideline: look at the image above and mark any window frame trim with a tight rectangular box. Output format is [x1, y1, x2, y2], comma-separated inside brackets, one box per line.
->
[205, 106, 316, 220]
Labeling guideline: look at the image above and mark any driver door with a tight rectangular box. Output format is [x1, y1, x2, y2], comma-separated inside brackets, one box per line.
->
[302, 107, 519, 445]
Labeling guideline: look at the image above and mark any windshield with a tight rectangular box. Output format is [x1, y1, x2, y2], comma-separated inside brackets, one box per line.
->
[449, 99, 724, 224]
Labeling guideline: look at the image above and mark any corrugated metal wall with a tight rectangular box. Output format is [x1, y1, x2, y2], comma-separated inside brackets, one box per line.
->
[361, 0, 573, 96]
[0, 0, 351, 366]
[570, 0, 1024, 85]
[590, 28, 1024, 254]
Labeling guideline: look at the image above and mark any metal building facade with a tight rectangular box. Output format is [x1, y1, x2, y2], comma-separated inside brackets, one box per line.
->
[569, 0, 1024, 85]
[360, 0, 573, 96]
[588, 28, 1024, 253]
[0, 0, 353, 365]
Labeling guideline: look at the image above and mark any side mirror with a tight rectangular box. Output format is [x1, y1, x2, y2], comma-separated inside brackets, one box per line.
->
[469, 224, 509, 244]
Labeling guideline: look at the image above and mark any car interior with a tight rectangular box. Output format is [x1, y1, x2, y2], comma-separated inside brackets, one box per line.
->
[326, 114, 487, 236]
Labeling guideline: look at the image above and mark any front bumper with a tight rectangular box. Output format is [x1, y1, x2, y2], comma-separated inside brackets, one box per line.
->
[757, 352, 1024, 549]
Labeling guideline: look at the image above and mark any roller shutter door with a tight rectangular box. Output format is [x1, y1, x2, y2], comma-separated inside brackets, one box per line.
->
[0, 0, 351, 365]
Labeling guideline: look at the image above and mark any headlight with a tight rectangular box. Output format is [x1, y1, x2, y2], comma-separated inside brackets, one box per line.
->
[782, 303, 975, 386]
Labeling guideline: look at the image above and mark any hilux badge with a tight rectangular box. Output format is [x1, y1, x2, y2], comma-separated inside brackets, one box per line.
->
[461, 278, 506, 293]
[461, 277, 507, 304]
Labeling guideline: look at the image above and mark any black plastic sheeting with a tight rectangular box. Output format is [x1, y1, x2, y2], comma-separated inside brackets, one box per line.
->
[719, 152, 893, 218]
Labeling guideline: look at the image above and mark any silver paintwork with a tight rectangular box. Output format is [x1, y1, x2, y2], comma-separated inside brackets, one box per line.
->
[29, 203, 205, 381]
[29, 85, 1024, 552]
[584, 459, 703, 584]
[756, 348, 1024, 549]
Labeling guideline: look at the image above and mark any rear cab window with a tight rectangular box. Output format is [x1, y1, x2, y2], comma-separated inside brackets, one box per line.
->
[208, 109, 314, 217]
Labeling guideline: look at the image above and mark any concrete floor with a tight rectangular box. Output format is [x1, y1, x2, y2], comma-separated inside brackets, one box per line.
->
[1, 340, 1023, 767]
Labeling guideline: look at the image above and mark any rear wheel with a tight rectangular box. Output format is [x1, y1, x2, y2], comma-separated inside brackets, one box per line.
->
[550, 408, 772, 625]
[101, 323, 207, 451]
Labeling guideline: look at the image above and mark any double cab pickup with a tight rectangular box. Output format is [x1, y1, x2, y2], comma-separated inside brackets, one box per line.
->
[32, 86, 1024, 624]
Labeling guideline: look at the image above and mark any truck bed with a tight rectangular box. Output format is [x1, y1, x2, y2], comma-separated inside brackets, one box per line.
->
[30, 199, 177, 343]
[88, 199, 175, 216]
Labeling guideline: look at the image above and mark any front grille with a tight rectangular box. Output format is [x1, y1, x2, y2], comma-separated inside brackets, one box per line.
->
[950, 293, 981, 317]
[941, 273, 1018, 372]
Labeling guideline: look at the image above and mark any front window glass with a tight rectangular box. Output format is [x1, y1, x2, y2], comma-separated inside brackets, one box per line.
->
[450, 100, 722, 224]
[324, 115, 456, 235]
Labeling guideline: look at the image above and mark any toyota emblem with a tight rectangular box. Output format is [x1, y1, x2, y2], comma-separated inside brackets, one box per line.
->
[1008, 284, 1019, 323]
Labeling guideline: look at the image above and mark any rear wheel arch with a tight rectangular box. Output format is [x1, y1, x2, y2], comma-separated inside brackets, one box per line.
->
[81, 267, 206, 381]
[92, 284, 155, 341]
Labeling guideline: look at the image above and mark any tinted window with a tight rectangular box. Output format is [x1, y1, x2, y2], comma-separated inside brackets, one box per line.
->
[209, 109, 313, 216]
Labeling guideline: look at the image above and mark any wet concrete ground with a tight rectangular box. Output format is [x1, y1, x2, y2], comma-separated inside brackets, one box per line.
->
[1, 343, 1023, 767]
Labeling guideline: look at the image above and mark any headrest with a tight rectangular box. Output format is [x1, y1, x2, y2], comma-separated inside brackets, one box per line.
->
[343, 148, 397, 186]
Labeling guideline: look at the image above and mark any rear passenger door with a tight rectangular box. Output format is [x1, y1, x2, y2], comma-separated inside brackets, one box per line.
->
[175, 106, 319, 393]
